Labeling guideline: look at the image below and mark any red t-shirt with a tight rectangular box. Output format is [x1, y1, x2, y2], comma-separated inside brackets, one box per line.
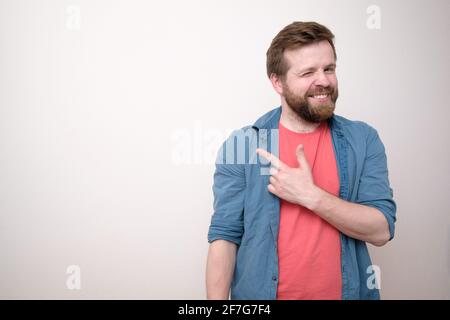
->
[276, 121, 342, 300]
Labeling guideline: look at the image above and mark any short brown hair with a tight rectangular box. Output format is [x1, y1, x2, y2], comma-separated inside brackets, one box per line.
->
[266, 21, 336, 79]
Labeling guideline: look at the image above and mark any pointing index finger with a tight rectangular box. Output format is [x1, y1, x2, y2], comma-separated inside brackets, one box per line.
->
[256, 148, 283, 169]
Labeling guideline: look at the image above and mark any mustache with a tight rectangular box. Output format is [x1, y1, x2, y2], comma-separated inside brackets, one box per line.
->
[306, 86, 335, 96]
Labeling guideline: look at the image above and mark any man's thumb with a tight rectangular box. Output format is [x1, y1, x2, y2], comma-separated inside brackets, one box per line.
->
[296, 144, 309, 169]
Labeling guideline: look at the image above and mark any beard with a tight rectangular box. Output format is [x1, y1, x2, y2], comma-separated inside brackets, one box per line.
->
[282, 82, 339, 123]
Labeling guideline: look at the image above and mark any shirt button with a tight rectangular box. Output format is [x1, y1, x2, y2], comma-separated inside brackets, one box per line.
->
[272, 276, 277, 281]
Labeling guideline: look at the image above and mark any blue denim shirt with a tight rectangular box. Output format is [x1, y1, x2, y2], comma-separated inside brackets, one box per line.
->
[207, 106, 396, 300]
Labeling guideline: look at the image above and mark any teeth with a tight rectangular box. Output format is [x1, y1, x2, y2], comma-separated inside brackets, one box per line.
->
[313, 94, 328, 99]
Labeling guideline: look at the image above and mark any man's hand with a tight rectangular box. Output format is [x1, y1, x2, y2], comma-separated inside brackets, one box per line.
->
[257, 145, 391, 246]
[256, 145, 320, 210]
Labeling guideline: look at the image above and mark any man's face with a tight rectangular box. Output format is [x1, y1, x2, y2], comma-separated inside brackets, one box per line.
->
[279, 40, 339, 123]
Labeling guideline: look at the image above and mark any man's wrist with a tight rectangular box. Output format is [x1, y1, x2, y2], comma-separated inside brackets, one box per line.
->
[303, 185, 325, 212]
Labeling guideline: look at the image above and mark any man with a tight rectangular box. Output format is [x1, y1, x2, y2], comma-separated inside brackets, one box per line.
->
[206, 21, 396, 300]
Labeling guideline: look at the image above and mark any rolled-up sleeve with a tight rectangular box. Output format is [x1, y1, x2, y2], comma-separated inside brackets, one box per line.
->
[207, 136, 246, 246]
[356, 126, 397, 241]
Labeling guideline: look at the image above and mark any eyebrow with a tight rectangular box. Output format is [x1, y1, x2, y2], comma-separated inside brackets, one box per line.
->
[297, 63, 336, 74]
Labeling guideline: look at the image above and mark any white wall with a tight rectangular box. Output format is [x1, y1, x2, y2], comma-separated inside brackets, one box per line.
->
[0, 0, 449, 299]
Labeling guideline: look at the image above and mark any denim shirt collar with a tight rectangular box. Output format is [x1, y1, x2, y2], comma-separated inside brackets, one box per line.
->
[252, 106, 282, 130]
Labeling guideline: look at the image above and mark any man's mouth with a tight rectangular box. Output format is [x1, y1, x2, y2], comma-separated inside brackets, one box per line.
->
[308, 93, 330, 100]
[310, 94, 329, 99]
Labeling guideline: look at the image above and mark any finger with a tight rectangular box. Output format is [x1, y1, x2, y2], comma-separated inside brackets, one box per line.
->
[256, 148, 285, 169]
[269, 167, 278, 176]
[267, 183, 277, 194]
[295, 144, 311, 170]
[256, 148, 272, 162]
[269, 176, 277, 185]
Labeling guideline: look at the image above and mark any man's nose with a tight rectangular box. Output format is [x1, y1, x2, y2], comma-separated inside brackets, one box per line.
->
[314, 70, 331, 87]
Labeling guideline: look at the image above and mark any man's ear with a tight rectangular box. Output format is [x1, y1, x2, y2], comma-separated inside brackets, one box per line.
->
[270, 73, 284, 96]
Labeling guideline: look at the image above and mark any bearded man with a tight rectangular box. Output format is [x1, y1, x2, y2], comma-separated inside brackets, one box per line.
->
[206, 21, 396, 300]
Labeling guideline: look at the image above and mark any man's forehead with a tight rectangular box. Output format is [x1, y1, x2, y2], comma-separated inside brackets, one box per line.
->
[283, 41, 335, 69]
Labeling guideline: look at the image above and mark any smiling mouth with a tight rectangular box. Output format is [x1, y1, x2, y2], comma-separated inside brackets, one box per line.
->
[309, 94, 330, 99]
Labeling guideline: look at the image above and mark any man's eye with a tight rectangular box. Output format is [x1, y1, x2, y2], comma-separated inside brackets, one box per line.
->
[325, 68, 335, 73]
[301, 72, 312, 77]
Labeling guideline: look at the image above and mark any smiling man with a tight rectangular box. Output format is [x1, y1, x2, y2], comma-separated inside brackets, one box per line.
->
[206, 21, 396, 300]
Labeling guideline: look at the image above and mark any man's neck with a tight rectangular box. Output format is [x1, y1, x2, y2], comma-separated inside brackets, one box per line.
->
[280, 103, 322, 133]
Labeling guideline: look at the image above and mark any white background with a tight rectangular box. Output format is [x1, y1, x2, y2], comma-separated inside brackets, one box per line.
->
[0, 0, 449, 299]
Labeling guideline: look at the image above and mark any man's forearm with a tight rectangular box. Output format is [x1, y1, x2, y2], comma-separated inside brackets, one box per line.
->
[307, 186, 390, 247]
[206, 240, 237, 299]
